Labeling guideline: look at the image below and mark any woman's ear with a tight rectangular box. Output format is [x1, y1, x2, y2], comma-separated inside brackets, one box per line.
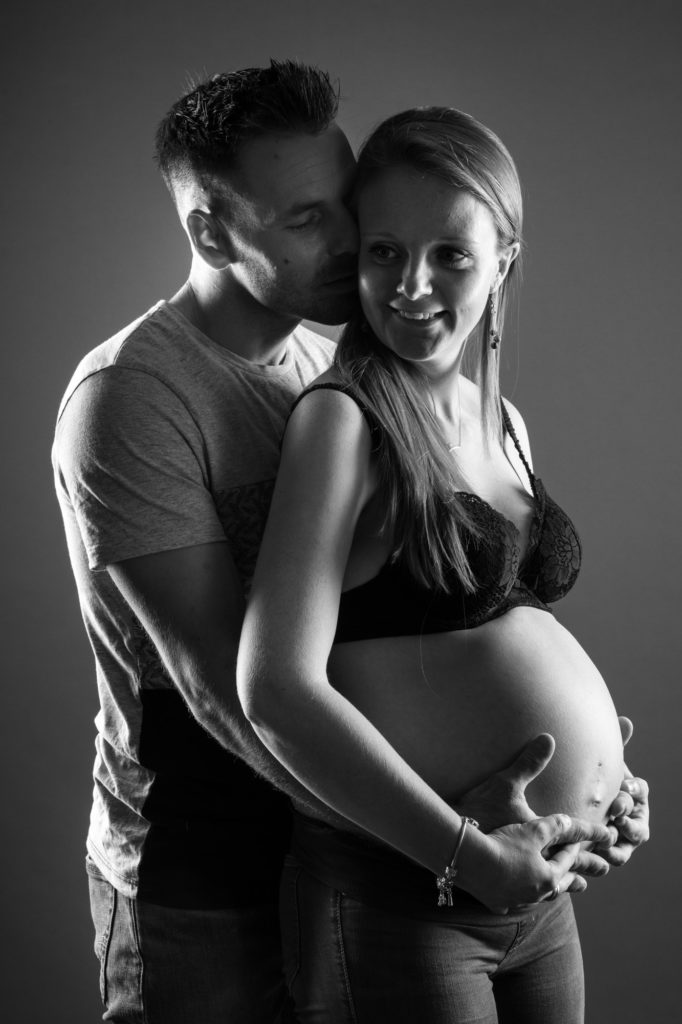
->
[185, 210, 234, 269]
[492, 241, 521, 292]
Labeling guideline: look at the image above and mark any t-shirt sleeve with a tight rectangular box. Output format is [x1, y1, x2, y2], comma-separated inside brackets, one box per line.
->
[54, 366, 227, 570]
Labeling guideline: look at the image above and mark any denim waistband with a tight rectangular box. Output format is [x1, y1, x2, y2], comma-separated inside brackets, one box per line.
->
[291, 813, 535, 923]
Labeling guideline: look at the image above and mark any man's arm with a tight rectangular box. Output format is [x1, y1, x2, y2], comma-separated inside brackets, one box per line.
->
[107, 540, 347, 823]
[56, 368, 343, 818]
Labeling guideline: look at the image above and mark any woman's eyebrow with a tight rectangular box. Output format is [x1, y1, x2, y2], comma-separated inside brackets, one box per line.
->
[361, 230, 477, 246]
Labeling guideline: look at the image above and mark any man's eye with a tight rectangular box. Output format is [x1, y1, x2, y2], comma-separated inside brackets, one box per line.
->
[289, 214, 320, 232]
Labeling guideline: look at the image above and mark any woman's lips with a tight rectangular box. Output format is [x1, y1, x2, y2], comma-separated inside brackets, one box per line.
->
[388, 306, 446, 321]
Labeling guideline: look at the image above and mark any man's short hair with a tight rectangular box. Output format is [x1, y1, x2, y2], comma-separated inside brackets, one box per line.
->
[155, 59, 339, 206]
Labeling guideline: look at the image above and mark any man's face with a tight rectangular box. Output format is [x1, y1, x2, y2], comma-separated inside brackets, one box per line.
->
[219, 125, 359, 325]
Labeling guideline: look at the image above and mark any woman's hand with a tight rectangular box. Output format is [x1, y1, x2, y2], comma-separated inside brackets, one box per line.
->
[458, 814, 615, 913]
[596, 716, 650, 865]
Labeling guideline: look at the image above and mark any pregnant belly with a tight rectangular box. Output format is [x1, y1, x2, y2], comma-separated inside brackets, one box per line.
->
[327, 607, 624, 824]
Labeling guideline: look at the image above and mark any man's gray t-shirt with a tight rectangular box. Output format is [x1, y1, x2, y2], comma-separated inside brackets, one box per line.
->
[53, 301, 335, 906]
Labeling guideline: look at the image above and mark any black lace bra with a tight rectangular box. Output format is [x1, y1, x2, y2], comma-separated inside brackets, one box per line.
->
[289, 384, 582, 642]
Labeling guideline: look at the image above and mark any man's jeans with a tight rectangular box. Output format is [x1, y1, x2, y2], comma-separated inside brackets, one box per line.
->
[87, 857, 290, 1023]
[281, 857, 585, 1024]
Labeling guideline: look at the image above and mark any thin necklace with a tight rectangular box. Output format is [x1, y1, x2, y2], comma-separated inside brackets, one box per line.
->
[447, 377, 462, 452]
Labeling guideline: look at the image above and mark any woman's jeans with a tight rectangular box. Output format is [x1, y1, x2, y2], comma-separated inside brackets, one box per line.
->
[87, 856, 290, 1023]
[281, 854, 585, 1024]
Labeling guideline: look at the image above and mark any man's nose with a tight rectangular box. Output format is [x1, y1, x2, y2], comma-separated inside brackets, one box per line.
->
[397, 257, 433, 301]
[329, 206, 359, 256]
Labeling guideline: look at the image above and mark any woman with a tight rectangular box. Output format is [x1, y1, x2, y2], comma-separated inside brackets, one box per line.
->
[237, 108, 634, 1021]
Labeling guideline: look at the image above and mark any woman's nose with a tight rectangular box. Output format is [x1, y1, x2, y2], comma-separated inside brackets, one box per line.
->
[396, 258, 433, 300]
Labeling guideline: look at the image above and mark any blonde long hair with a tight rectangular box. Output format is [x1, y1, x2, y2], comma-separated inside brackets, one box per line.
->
[335, 107, 523, 593]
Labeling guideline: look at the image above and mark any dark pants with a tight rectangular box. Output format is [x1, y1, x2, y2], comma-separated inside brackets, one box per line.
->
[87, 857, 290, 1023]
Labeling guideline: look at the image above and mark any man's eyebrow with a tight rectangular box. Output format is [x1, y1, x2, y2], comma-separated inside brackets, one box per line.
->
[282, 199, 323, 217]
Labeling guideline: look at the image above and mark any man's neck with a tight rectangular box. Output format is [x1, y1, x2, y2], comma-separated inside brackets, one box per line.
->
[169, 275, 300, 365]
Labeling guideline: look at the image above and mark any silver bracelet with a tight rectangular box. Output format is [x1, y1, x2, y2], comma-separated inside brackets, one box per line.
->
[436, 816, 480, 907]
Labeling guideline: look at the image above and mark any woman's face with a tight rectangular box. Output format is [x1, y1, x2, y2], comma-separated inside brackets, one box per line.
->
[358, 165, 515, 377]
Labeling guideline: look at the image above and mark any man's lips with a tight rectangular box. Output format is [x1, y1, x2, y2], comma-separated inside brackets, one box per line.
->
[322, 262, 358, 286]
[321, 273, 358, 292]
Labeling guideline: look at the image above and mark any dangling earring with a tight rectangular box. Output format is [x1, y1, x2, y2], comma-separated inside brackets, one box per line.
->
[488, 293, 501, 350]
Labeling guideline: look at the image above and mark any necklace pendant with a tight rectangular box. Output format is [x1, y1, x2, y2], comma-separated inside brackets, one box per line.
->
[448, 442, 462, 452]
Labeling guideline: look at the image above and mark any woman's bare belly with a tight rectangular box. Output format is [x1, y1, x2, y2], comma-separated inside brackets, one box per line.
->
[327, 607, 624, 824]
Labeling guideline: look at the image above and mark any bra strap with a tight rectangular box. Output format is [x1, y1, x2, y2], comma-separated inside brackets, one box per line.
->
[501, 402, 536, 494]
[288, 382, 382, 443]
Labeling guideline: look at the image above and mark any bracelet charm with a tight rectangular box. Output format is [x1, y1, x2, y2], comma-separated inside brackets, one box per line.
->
[436, 816, 479, 907]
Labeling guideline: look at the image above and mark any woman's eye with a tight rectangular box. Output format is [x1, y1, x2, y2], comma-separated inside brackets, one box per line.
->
[368, 244, 397, 260]
[439, 248, 470, 267]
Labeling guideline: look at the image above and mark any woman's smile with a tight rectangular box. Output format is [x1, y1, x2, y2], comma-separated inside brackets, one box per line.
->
[388, 307, 447, 322]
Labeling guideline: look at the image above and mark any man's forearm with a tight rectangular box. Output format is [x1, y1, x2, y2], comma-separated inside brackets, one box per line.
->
[105, 546, 342, 821]
[182, 667, 351, 828]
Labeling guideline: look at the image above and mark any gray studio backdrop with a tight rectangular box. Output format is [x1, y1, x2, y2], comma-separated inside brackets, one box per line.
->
[2, 1, 678, 1021]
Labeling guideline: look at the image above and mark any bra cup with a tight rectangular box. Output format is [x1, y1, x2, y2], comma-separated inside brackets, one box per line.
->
[456, 494, 521, 615]
[521, 490, 582, 603]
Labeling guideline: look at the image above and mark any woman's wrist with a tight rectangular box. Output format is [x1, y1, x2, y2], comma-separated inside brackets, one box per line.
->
[441, 819, 499, 901]
[435, 816, 480, 906]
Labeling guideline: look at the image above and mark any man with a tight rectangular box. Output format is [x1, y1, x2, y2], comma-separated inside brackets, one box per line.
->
[53, 60, 648, 1023]
[53, 60, 357, 1023]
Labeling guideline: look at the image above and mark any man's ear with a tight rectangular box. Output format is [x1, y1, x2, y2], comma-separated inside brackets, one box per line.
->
[185, 210, 234, 269]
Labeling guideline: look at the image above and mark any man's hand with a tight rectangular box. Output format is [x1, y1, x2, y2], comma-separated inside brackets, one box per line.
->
[453, 733, 556, 832]
[595, 716, 650, 865]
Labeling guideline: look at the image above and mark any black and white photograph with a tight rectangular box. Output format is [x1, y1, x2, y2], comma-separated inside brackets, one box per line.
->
[2, 1, 677, 1021]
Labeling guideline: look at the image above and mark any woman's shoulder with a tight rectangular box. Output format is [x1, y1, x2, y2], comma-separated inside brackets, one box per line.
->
[499, 394, 528, 433]
[308, 367, 343, 387]
[292, 371, 374, 430]
[282, 371, 379, 500]
[500, 394, 525, 427]
[500, 394, 533, 468]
